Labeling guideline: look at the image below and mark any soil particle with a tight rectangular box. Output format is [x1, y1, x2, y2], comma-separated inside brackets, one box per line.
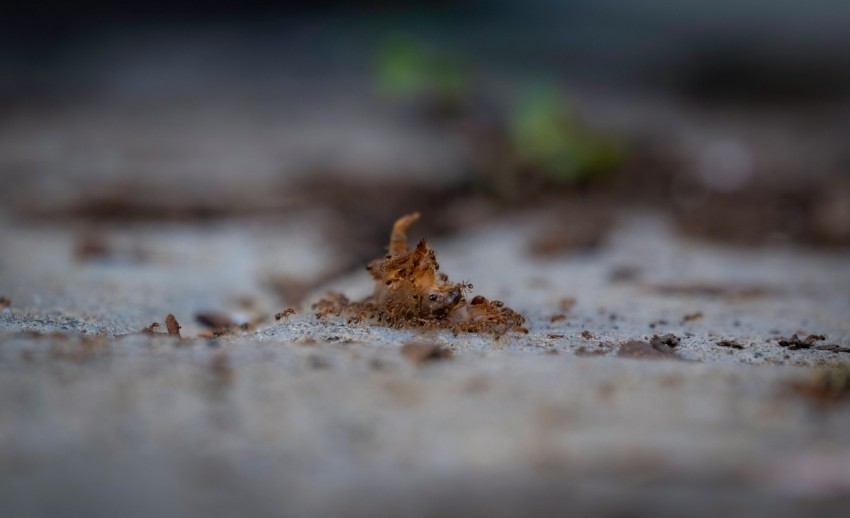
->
[580, 330, 595, 340]
[400, 342, 453, 364]
[0, 296, 10, 310]
[550, 314, 567, 322]
[650, 334, 681, 348]
[717, 339, 745, 350]
[778, 334, 826, 350]
[617, 340, 678, 360]
[682, 312, 704, 323]
[558, 297, 577, 312]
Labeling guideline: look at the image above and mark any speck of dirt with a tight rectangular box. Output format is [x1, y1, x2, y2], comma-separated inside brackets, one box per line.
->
[580, 330, 595, 340]
[648, 319, 669, 329]
[550, 314, 567, 322]
[682, 312, 704, 323]
[617, 340, 678, 360]
[650, 334, 680, 348]
[778, 334, 826, 350]
[547, 334, 564, 339]
[717, 339, 745, 350]
[400, 342, 453, 364]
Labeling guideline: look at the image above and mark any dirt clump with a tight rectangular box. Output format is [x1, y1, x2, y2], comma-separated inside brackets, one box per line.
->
[778, 334, 826, 350]
[313, 213, 526, 335]
[717, 339, 745, 350]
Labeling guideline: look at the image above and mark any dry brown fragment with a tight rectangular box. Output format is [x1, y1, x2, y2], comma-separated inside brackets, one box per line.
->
[312, 213, 525, 335]
[650, 333, 681, 348]
[275, 308, 296, 320]
[165, 314, 181, 337]
[547, 333, 564, 339]
[0, 296, 10, 310]
[400, 342, 453, 364]
[550, 313, 567, 322]
[682, 311, 704, 323]
[580, 330, 594, 340]
[717, 339, 745, 350]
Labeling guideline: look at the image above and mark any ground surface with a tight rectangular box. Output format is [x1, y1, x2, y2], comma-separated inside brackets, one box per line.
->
[2, 204, 850, 517]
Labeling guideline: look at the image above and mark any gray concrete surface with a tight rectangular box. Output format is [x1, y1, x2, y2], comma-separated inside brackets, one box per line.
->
[1, 207, 849, 517]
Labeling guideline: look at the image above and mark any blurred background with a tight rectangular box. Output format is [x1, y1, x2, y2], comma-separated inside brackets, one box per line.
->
[2, 0, 850, 253]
